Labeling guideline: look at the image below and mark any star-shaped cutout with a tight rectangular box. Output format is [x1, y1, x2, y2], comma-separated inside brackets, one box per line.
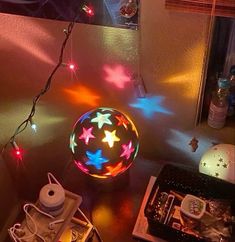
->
[70, 134, 77, 153]
[215, 172, 219, 177]
[79, 127, 95, 145]
[102, 130, 120, 148]
[121, 141, 135, 159]
[105, 161, 126, 177]
[75, 160, 89, 173]
[223, 163, 228, 168]
[79, 111, 91, 123]
[103, 64, 131, 89]
[91, 112, 112, 129]
[203, 162, 206, 166]
[219, 158, 223, 162]
[86, 149, 109, 170]
[129, 96, 173, 119]
[115, 115, 129, 129]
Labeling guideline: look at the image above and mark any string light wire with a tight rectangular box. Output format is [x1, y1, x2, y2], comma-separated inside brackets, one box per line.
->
[1, 19, 76, 157]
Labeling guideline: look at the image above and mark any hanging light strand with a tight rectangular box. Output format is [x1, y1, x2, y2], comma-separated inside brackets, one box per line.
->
[1, 20, 76, 157]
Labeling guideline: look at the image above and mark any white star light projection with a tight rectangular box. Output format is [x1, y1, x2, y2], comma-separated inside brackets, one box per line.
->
[70, 107, 139, 178]
[199, 144, 235, 184]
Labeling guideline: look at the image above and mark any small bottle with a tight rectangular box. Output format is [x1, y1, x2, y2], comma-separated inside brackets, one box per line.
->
[207, 78, 230, 129]
[227, 65, 235, 117]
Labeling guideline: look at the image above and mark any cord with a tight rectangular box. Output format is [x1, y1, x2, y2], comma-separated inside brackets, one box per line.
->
[77, 207, 103, 242]
[47, 172, 63, 187]
[8, 203, 55, 242]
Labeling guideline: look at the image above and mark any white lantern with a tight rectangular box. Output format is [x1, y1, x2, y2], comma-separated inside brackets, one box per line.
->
[199, 144, 235, 184]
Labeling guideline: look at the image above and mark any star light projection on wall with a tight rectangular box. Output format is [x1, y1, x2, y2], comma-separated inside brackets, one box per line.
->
[103, 64, 131, 89]
[64, 84, 101, 107]
[129, 95, 173, 119]
[70, 107, 139, 178]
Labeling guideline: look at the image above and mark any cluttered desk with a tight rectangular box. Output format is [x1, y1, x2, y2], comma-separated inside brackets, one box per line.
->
[6, 156, 235, 242]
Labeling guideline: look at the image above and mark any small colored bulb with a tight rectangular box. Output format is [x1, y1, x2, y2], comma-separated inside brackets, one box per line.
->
[16, 150, 21, 156]
[15, 150, 23, 161]
[69, 64, 75, 70]
[82, 5, 94, 16]
[11, 141, 23, 161]
[30, 118, 37, 132]
[88, 9, 93, 15]
[61, 62, 77, 71]
[31, 123, 37, 132]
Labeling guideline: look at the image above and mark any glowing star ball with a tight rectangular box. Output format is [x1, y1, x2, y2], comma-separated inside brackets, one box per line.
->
[199, 144, 235, 184]
[70, 107, 139, 179]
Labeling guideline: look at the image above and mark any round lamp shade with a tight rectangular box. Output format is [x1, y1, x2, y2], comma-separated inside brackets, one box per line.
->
[70, 107, 139, 178]
[199, 144, 235, 184]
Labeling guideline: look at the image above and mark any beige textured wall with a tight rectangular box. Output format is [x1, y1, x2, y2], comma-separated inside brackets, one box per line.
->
[0, 0, 234, 186]
[139, 1, 235, 164]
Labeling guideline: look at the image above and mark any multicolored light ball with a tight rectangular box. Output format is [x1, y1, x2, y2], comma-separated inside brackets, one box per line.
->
[70, 107, 139, 178]
[199, 144, 235, 184]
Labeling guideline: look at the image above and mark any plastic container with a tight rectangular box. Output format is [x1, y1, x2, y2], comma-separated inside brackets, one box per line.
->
[207, 78, 230, 129]
[180, 194, 206, 220]
[144, 164, 235, 242]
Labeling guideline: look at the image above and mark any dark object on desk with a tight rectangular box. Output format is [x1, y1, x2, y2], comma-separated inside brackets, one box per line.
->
[188, 137, 199, 152]
[144, 164, 235, 242]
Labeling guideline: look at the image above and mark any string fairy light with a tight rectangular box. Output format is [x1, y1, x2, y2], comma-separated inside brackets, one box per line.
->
[1, 17, 77, 160]
[82, 4, 95, 17]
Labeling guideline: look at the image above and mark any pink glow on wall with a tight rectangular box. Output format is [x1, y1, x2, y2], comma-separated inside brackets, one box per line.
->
[103, 64, 131, 89]
[0, 14, 54, 65]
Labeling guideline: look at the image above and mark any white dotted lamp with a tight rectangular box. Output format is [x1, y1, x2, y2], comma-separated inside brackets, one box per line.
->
[199, 144, 235, 184]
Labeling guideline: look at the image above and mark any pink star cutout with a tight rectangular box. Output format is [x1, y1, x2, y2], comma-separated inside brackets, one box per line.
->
[121, 141, 134, 160]
[79, 127, 95, 145]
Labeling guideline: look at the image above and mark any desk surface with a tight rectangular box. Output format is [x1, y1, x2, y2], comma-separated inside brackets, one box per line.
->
[62, 157, 167, 242]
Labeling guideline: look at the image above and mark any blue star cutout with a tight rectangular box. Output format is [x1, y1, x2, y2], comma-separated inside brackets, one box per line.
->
[79, 111, 91, 123]
[86, 149, 109, 170]
[129, 96, 173, 119]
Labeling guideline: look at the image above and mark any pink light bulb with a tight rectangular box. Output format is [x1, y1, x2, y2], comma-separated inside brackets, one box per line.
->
[88, 9, 93, 16]
[82, 5, 94, 17]
[69, 64, 75, 70]
[15, 149, 23, 161]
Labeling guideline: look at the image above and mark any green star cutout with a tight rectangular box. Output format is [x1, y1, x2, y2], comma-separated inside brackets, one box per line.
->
[91, 112, 112, 129]
[70, 134, 77, 153]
